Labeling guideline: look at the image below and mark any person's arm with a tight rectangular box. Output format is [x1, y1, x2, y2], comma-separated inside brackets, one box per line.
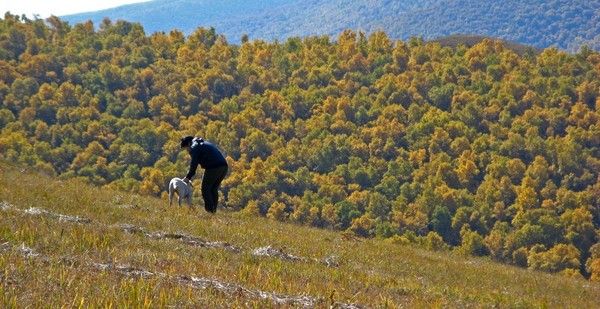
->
[185, 154, 200, 181]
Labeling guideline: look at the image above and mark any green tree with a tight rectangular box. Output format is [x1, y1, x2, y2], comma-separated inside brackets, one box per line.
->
[527, 244, 581, 274]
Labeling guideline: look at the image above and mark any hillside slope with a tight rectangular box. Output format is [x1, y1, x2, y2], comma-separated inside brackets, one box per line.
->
[1, 14, 600, 281]
[1, 161, 599, 307]
[60, 0, 600, 50]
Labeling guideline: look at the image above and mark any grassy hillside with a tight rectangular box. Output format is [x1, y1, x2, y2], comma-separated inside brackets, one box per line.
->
[60, 0, 600, 50]
[1, 161, 599, 307]
[1, 13, 600, 281]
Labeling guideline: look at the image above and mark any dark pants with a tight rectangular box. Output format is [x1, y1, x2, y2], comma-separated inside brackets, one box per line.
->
[201, 165, 228, 213]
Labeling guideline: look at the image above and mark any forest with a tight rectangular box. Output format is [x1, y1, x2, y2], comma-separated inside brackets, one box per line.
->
[0, 13, 599, 280]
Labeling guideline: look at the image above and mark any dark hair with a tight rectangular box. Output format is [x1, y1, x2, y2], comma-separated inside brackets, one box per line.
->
[180, 135, 194, 148]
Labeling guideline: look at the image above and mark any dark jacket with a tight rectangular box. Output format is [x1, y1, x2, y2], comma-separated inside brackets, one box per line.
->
[186, 138, 228, 179]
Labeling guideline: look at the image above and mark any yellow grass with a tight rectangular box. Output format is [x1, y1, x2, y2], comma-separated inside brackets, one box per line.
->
[1, 161, 598, 307]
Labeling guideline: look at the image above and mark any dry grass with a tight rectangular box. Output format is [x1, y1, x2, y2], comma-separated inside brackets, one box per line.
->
[1, 162, 599, 307]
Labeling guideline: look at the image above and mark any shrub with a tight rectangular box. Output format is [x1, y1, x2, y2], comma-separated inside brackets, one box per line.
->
[458, 227, 488, 256]
[527, 244, 581, 274]
[425, 231, 449, 251]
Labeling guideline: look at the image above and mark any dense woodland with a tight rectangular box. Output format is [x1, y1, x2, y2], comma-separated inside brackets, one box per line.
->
[63, 0, 600, 51]
[1, 14, 599, 280]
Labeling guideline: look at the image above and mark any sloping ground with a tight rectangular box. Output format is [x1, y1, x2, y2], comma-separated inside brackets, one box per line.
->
[1, 162, 599, 307]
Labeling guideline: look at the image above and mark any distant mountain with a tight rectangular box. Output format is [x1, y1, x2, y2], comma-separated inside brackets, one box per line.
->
[62, 0, 600, 51]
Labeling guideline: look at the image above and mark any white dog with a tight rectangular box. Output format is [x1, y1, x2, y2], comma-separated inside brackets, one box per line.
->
[168, 178, 193, 207]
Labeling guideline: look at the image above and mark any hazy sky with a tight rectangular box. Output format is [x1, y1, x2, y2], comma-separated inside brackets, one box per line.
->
[2, 0, 151, 18]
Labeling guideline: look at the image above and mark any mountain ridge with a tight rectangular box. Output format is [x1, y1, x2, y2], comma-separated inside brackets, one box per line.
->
[60, 0, 600, 51]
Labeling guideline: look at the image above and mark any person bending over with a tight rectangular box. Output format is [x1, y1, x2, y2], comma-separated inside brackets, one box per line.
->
[181, 136, 228, 213]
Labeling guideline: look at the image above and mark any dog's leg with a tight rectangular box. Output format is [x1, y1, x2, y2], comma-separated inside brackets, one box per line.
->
[168, 183, 174, 207]
[186, 184, 194, 208]
[187, 193, 192, 207]
[178, 194, 183, 207]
